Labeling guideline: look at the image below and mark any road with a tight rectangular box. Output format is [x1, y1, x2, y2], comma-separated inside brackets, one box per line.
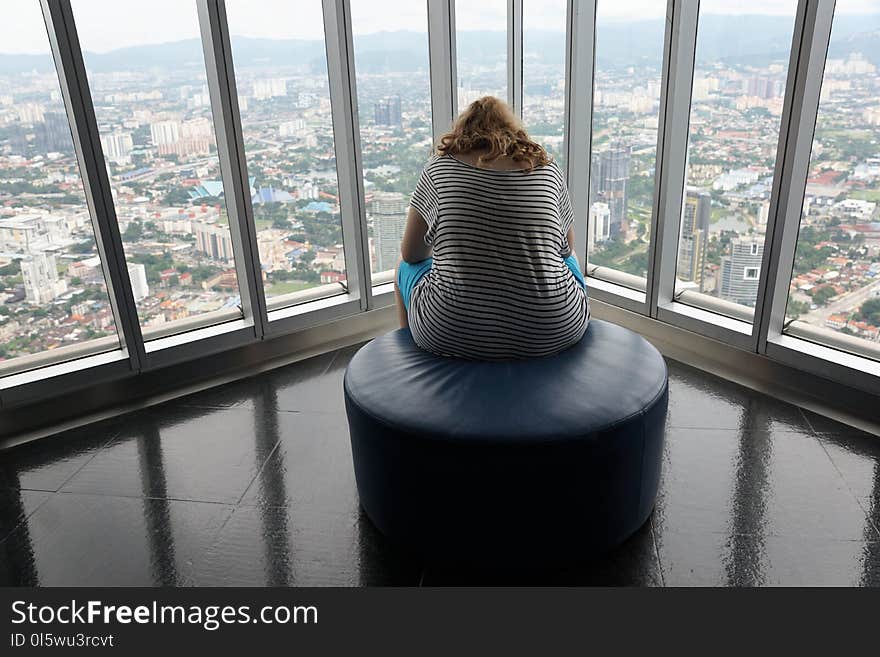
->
[803, 278, 880, 324]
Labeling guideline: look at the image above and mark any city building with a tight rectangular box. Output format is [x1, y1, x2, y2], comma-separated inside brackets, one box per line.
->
[588, 202, 611, 253]
[374, 95, 402, 127]
[719, 238, 764, 306]
[590, 142, 631, 238]
[194, 221, 235, 263]
[100, 131, 134, 165]
[34, 111, 71, 153]
[127, 262, 149, 302]
[252, 78, 287, 100]
[21, 251, 67, 304]
[370, 191, 408, 272]
[150, 119, 181, 149]
[0, 214, 46, 252]
[677, 191, 710, 290]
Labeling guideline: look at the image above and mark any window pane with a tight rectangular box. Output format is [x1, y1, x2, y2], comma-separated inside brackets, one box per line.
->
[225, 0, 347, 308]
[456, 0, 507, 108]
[676, 0, 797, 312]
[71, 0, 241, 337]
[523, 0, 567, 169]
[0, 1, 119, 375]
[350, 0, 433, 278]
[587, 0, 665, 281]
[784, 0, 880, 358]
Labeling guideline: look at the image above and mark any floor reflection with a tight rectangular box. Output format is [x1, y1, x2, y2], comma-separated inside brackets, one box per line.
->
[725, 397, 773, 586]
[137, 424, 178, 585]
[0, 347, 877, 586]
[251, 382, 292, 586]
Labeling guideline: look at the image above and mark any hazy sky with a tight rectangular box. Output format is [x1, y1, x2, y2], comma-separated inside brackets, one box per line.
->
[3, 0, 880, 55]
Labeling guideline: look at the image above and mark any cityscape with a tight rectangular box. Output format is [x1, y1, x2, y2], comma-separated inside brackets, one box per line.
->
[1, 5, 879, 373]
[587, 8, 880, 347]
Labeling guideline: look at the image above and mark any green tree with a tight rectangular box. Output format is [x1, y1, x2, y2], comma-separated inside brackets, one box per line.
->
[811, 285, 837, 306]
[857, 298, 880, 325]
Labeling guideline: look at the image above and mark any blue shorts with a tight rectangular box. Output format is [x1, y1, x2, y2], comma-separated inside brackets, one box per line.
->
[396, 255, 586, 311]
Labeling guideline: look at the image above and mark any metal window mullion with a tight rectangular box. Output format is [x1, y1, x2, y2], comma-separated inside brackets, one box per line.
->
[197, 0, 266, 339]
[648, 0, 699, 316]
[564, 0, 596, 272]
[323, 0, 372, 309]
[643, 0, 679, 316]
[40, 0, 146, 369]
[508, 0, 523, 116]
[428, 0, 457, 138]
[749, 0, 809, 351]
[758, 0, 836, 353]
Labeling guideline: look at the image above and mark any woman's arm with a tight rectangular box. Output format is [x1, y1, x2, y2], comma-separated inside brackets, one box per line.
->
[566, 226, 577, 260]
[400, 206, 433, 263]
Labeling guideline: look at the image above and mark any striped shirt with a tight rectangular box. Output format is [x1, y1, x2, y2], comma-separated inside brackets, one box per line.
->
[407, 154, 590, 360]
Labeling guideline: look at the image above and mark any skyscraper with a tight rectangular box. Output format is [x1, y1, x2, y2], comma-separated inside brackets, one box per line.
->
[588, 202, 611, 253]
[590, 142, 631, 238]
[374, 96, 403, 127]
[127, 263, 149, 302]
[100, 132, 134, 165]
[21, 252, 67, 304]
[194, 222, 235, 263]
[34, 111, 71, 154]
[719, 238, 763, 306]
[371, 192, 408, 272]
[677, 190, 710, 290]
[150, 119, 181, 156]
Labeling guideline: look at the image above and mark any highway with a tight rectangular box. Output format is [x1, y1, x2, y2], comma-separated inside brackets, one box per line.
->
[803, 278, 880, 324]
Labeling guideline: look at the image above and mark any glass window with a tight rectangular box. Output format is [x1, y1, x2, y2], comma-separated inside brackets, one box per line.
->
[587, 0, 666, 282]
[225, 0, 347, 309]
[350, 0, 433, 279]
[523, 0, 567, 169]
[71, 0, 241, 338]
[675, 0, 798, 313]
[456, 0, 508, 110]
[784, 0, 880, 359]
[0, 1, 119, 376]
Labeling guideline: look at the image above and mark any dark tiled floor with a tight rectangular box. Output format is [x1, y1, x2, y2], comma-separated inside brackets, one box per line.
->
[1, 345, 878, 586]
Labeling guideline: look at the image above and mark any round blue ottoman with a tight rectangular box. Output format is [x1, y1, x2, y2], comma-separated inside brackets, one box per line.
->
[343, 319, 668, 565]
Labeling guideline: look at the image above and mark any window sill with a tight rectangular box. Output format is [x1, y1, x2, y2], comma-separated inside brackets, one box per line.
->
[767, 332, 880, 395]
[265, 282, 349, 313]
[783, 320, 880, 365]
[0, 335, 121, 381]
[267, 290, 361, 329]
[140, 307, 244, 343]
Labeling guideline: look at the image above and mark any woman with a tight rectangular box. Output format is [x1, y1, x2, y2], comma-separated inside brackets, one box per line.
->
[395, 96, 589, 360]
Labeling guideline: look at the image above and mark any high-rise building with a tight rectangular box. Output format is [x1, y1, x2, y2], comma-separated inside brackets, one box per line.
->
[252, 78, 287, 100]
[746, 76, 781, 99]
[34, 112, 70, 154]
[178, 118, 213, 157]
[151, 119, 188, 156]
[590, 143, 631, 238]
[194, 222, 235, 263]
[588, 202, 611, 253]
[150, 120, 181, 147]
[374, 96, 402, 127]
[100, 132, 134, 165]
[21, 252, 67, 304]
[127, 262, 149, 302]
[371, 192, 408, 272]
[677, 190, 711, 289]
[719, 238, 763, 306]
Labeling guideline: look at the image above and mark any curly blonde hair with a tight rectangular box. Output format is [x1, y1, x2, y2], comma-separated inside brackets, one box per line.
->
[436, 96, 551, 171]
